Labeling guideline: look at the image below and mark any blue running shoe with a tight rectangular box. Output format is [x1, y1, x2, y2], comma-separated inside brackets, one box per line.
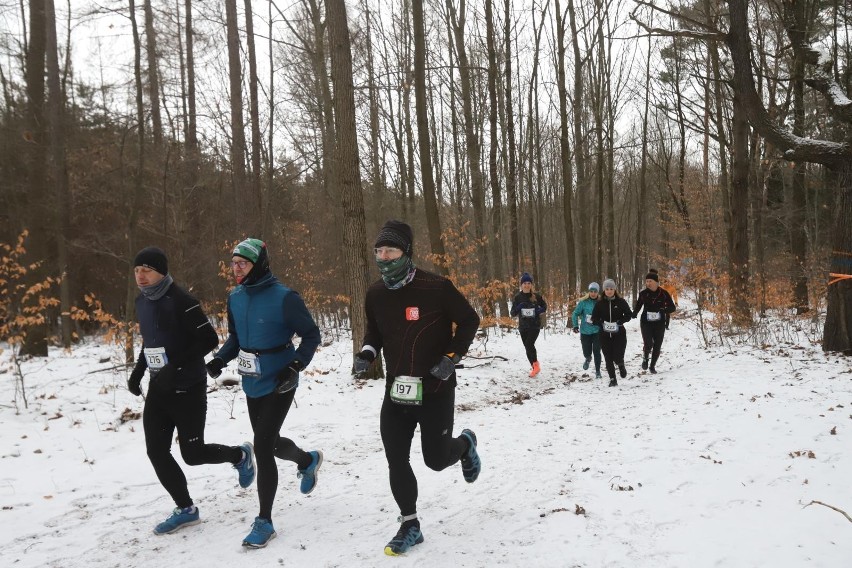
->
[384, 521, 424, 556]
[459, 429, 481, 483]
[153, 506, 200, 535]
[234, 442, 256, 488]
[242, 516, 276, 548]
[297, 450, 323, 495]
[583, 357, 591, 370]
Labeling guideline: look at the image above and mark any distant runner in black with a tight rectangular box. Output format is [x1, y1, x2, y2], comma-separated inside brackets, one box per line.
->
[509, 272, 547, 377]
[591, 279, 633, 387]
[633, 271, 676, 374]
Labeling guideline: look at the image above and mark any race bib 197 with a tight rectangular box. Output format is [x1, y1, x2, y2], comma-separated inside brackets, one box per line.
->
[237, 349, 261, 376]
[390, 376, 423, 406]
[144, 347, 168, 370]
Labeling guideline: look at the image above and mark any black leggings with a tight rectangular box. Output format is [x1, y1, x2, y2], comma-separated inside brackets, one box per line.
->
[600, 330, 627, 379]
[143, 382, 242, 509]
[640, 321, 666, 367]
[245, 389, 312, 521]
[380, 389, 467, 517]
[520, 328, 540, 364]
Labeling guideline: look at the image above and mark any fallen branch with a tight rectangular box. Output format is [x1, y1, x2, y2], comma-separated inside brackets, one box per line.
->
[803, 500, 852, 523]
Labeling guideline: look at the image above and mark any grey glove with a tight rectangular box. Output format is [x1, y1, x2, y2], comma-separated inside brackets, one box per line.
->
[352, 350, 375, 378]
[429, 353, 461, 381]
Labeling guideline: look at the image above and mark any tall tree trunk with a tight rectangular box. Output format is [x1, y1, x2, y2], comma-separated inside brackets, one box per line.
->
[44, 0, 70, 348]
[504, 0, 519, 275]
[184, 0, 197, 152]
[225, 0, 250, 231]
[448, 0, 490, 290]
[567, 0, 589, 283]
[412, 0, 448, 274]
[730, 93, 751, 323]
[633, 7, 653, 303]
[325, 0, 371, 359]
[21, 0, 48, 356]
[485, 0, 504, 288]
[244, 0, 264, 232]
[788, 0, 811, 313]
[554, 0, 577, 291]
[127, 0, 147, 362]
[143, 0, 162, 147]
[363, 0, 381, 192]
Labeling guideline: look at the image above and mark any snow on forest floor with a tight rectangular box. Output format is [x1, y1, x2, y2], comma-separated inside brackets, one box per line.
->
[1, 300, 850, 567]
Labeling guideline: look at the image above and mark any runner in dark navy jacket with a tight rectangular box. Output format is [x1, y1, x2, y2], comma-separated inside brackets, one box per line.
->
[127, 247, 255, 536]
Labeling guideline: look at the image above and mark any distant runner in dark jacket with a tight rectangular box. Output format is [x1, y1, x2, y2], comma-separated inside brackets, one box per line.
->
[633, 271, 676, 374]
[591, 279, 633, 387]
[510, 272, 547, 377]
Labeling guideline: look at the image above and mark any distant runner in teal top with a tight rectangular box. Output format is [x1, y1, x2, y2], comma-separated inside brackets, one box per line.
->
[571, 282, 602, 379]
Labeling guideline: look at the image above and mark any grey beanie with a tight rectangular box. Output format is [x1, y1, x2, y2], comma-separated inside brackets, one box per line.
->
[588, 282, 600, 292]
[602, 278, 616, 290]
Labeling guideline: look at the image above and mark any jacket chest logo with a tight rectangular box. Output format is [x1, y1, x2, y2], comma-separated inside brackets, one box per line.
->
[405, 307, 420, 321]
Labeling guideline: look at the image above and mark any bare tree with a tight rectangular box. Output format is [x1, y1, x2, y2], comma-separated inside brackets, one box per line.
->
[143, 0, 163, 146]
[225, 0, 251, 230]
[325, 0, 371, 358]
[725, 0, 852, 352]
[412, 0, 448, 274]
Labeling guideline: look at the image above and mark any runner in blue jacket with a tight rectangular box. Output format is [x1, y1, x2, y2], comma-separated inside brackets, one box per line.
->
[571, 282, 602, 379]
[206, 238, 322, 549]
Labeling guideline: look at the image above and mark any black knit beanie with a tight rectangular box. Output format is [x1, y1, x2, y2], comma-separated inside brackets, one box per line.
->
[134, 247, 168, 275]
[645, 272, 659, 282]
[375, 220, 414, 256]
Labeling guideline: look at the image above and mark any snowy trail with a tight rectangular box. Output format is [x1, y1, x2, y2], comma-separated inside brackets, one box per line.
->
[1, 309, 850, 567]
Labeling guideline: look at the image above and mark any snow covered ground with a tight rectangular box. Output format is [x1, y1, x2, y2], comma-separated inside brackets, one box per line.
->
[1, 302, 850, 567]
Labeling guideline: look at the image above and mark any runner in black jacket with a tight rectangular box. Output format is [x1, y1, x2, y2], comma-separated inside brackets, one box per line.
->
[127, 247, 255, 536]
[633, 271, 677, 374]
[352, 220, 482, 557]
[509, 272, 547, 377]
[591, 278, 633, 387]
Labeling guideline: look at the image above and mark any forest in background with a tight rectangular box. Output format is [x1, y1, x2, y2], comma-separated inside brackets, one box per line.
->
[0, 0, 850, 360]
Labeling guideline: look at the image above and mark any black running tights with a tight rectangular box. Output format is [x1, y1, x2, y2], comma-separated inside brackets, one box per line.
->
[520, 328, 540, 364]
[640, 321, 666, 367]
[245, 389, 312, 521]
[380, 389, 468, 517]
[144, 383, 242, 509]
[600, 330, 627, 379]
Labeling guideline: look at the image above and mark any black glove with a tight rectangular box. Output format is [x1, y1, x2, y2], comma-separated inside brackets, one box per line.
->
[352, 350, 375, 378]
[149, 363, 176, 392]
[127, 368, 144, 396]
[572, 327, 579, 334]
[276, 359, 304, 394]
[429, 353, 461, 381]
[206, 357, 225, 379]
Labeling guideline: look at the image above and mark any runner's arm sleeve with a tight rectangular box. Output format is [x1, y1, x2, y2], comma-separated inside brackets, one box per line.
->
[284, 292, 321, 367]
[214, 303, 241, 363]
[361, 290, 383, 354]
[171, 293, 219, 367]
[445, 279, 481, 357]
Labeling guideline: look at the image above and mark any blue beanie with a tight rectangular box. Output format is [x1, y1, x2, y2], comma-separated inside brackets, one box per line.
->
[520, 272, 533, 284]
[588, 282, 600, 292]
